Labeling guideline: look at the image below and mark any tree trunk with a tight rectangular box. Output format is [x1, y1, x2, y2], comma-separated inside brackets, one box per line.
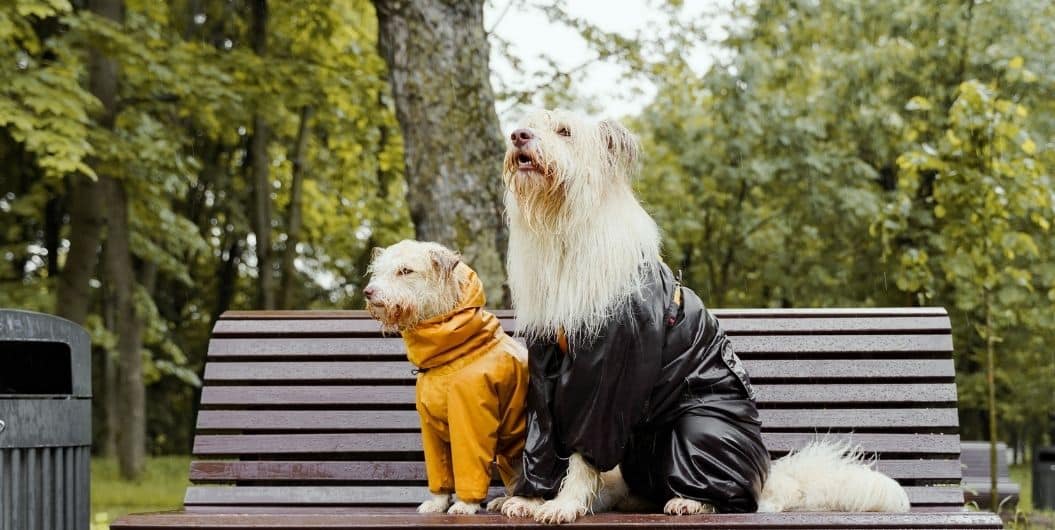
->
[102, 175, 145, 480]
[100, 267, 118, 458]
[249, 0, 275, 309]
[55, 0, 118, 324]
[83, 0, 144, 479]
[373, 0, 510, 306]
[56, 179, 105, 323]
[279, 105, 312, 309]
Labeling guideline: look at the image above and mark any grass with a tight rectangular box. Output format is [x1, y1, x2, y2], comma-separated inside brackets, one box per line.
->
[91, 456, 190, 530]
[1007, 462, 1055, 529]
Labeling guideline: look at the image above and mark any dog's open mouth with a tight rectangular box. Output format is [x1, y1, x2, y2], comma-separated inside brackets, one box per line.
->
[516, 152, 538, 172]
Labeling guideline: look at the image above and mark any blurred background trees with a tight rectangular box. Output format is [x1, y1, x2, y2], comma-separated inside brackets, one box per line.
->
[0, 0, 1051, 481]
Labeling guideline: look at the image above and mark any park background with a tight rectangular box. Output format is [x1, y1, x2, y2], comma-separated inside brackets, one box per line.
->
[0, 0, 1053, 526]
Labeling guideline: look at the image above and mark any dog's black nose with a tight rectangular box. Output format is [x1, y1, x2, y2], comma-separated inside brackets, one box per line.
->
[363, 286, 376, 300]
[511, 128, 534, 147]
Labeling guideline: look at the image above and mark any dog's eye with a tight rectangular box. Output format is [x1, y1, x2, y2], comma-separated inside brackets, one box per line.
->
[396, 267, 414, 276]
[556, 126, 571, 137]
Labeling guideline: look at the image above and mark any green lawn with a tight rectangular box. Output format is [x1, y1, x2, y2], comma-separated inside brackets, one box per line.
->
[91, 456, 190, 530]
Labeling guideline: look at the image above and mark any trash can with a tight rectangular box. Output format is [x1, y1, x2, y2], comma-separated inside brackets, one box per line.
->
[1036, 446, 1055, 511]
[0, 309, 91, 530]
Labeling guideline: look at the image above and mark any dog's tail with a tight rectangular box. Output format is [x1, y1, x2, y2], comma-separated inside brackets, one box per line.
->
[758, 439, 911, 513]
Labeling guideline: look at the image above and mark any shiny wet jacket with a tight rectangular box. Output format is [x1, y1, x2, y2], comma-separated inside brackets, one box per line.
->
[513, 262, 770, 512]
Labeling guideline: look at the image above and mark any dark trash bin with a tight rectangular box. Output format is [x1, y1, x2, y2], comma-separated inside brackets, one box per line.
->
[1036, 446, 1055, 511]
[0, 310, 91, 530]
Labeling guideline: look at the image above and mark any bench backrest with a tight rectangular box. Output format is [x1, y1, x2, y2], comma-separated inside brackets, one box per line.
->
[960, 442, 1013, 481]
[187, 308, 967, 511]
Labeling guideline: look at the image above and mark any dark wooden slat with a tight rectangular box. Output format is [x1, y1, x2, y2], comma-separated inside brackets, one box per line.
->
[219, 307, 950, 320]
[181, 485, 960, 507]
[183, 485, 502, 505]
[202, 359, 955, 383]
[757, 408, 959, 429]
[196, 410, 422, 431]
[195, 408, 960, 432]
[198, 383, 957, 407]
[210, 316, 951, 337]
[193, 432, 961, 456]
[188, 459, 963, 484]
[112, 510, 1003, 529]
[206, 334, 954, 358]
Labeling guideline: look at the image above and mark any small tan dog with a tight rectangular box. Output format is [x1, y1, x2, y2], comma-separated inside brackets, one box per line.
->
[365, 240, 528, 515]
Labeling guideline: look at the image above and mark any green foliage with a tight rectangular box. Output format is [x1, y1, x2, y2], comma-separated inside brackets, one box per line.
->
[1, 0, 411, 453]
[555, 0, 1055, 446]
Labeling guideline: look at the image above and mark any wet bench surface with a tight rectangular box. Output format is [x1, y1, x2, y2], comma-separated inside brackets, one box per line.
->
[112, 308, 1003, 529]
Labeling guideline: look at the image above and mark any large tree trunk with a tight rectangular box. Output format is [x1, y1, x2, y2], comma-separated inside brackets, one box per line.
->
[248, 0, 275, 309]
[84, 0, 145, 479]
[373, 0, 510, 305]
[103, 175, 146, 480]
[278, 105, 312, 309]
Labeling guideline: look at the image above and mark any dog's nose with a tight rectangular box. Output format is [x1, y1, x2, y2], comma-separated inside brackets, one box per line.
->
[363, 286, 376, 300]
[510, 128, 534, 148]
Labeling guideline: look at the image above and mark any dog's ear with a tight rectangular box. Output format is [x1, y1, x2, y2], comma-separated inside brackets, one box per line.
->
[428, 247, 461, 278]
[599, 119, 639, 168]
[371, 246, 385, 261]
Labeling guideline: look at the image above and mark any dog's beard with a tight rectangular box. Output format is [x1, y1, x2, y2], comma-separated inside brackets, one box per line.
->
[367, 301, 418, 333]
[504, 149, 567, 231]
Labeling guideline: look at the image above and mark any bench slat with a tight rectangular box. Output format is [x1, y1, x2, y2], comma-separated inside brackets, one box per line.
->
[202, 359, 955, 383]
[206, 334, 953, 358]
[210, 316, 952, 337]
[195, 408, 961, 432]
[114, 511, 1004, 529]
[181, 485, 962, 506]
[219, 308, 950, 319]
[198, 383, 958, 407]
[188, 459, 964, 483]
[192, 432, 961, 456]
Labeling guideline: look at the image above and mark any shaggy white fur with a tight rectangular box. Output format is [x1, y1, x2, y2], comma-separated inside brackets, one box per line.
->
[416, 492, 452, 514]
[533, 453, 604, 524]
[503, 109, 660, 344]
[757, 440, 911, 513]
[365, 240, 463, 332]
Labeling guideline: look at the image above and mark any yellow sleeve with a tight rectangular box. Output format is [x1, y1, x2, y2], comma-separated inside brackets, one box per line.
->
[446, 372, 502, 504]
[419, 413, 455, 495]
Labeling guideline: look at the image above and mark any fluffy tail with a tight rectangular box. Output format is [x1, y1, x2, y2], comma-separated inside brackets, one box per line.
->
[758, 440, 911, 513]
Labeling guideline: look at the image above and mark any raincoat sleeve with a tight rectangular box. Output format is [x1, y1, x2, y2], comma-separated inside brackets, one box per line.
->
[514, 266, 671, 497]
[446, 371, 504, 504]
[418, 413, 455, 495]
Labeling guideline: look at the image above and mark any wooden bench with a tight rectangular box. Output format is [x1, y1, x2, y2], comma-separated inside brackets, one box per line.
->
[960, 441, 1020, 510]
[113, 307, 1003, 529]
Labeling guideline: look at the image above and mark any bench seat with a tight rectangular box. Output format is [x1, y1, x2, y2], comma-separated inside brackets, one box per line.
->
[111, 308, 1003, 529]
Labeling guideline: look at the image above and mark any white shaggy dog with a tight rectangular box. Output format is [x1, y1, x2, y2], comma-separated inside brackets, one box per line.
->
[500, 109, 910, 523]
[365, 240, 529, 516]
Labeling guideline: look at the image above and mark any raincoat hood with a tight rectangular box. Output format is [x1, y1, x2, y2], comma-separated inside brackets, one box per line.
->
[402, 263, 502, 369]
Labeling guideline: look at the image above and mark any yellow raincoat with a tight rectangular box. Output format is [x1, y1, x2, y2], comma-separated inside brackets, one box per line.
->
[403, 263, 528, 504]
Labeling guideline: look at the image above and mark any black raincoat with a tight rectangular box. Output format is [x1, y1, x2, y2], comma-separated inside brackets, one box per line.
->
[513, 262, 770, 512]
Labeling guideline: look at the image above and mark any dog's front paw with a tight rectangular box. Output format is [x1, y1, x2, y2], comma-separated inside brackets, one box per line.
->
[663, 497, 714, 515]
[534, 499, 587, 524]
[417, 494, 452, 513]
[486, 495, 511, 512]
[501, 496, 544, 518]
[447, 501, 481, 515]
